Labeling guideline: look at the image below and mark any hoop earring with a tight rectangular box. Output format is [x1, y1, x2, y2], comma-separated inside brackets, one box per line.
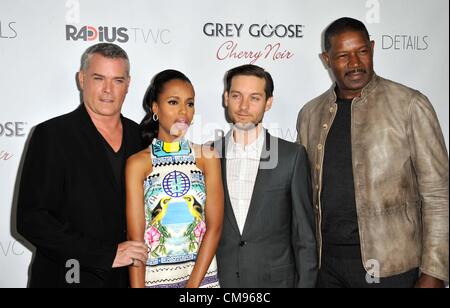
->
[152, 113, 159, 122]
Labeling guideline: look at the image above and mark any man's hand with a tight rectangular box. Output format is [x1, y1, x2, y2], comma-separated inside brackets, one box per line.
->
[415, 273, 445, 288]
[112, 241, 148, 268]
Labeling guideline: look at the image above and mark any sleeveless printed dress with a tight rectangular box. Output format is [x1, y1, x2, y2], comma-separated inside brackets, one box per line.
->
[143, 138, 220, 288]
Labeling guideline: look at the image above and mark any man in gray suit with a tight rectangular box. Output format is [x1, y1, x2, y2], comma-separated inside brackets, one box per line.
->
[215, 64, 317, 288]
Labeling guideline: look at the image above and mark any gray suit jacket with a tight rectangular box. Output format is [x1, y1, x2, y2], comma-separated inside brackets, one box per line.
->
[215, 130, 318, 288]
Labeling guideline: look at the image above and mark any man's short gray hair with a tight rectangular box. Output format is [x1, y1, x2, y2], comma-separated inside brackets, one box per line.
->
[80, 43, 130, 75]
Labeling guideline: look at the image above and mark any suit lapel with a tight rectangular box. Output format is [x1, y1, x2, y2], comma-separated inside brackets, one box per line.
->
[241, 130, 273, 237]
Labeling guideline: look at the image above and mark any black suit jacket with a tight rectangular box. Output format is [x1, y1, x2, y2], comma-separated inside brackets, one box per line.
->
[17, 104, 142, 288]
[215, 130, 318, 288]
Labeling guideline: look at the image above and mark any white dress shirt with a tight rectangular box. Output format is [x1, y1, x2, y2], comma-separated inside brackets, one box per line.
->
[226, 129, 265, 234]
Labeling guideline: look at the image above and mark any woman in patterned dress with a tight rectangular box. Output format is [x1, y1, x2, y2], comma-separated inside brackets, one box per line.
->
[126, 70, 224, 288]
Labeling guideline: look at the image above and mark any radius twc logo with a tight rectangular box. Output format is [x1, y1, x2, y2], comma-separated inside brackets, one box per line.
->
[65, 25, 171, 45]
[66, 25, 128, 43]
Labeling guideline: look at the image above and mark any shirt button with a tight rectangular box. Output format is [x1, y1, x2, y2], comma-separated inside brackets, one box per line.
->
[316, 164, 321, 170]
[315, 185, 319, 190]
[322, 124, 328, 130]
[329, 107, 335, 113]
[317, 144, 323, 151]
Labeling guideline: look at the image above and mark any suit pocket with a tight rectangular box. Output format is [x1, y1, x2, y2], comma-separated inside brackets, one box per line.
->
[270, 263, 295, 282]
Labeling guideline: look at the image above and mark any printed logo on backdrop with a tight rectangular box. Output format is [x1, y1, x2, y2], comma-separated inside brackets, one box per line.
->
[65, 25, 171, 45]
[0, 240, 25, 257]
[65, 0, 171, 44]
[0, 122, 28, 162]
[382, 35, 429, 51]
[0, 150, 13, 162]
[364, 0, 429, 52]
[66, 25, 129, 43]
[0, 122, 27, 138]
[203, 23, 305, 64]
[0, 21, 18, 39]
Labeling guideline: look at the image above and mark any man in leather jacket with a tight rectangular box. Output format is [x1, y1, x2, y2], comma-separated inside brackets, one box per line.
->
[296, 17, 448, 288]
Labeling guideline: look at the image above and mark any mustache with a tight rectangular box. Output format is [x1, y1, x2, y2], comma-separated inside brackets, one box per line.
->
[345, 68, 366, 76]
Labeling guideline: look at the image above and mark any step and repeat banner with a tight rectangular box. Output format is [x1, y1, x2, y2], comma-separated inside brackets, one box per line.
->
[1, 0, 448, 287]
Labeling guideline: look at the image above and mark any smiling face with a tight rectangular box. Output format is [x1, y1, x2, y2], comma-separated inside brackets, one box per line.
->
[78, 53, 130, 118]
[152, 79, 195, 142]
[224, 75, 273, 131]
[322, 30, 375, 99]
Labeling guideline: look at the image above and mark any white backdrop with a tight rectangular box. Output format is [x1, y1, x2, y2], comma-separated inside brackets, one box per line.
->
[0, 0, 448, 287]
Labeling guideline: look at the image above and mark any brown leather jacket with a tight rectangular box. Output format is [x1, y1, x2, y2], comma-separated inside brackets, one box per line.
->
[297, 74, 449, 280]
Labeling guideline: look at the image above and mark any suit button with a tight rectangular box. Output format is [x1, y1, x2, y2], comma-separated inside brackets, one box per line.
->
[239, 241, 247, 247]
[236, 272, 240, 278]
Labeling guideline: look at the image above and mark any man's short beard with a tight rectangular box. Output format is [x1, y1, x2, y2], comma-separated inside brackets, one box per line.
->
[234, 121, 262, 132]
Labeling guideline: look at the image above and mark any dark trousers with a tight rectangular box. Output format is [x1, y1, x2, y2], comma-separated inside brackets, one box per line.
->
[317, 245, 419, 288]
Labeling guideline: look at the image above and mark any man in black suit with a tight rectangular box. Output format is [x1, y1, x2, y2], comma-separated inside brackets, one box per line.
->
[17, 43, 148, 288]
[215, 64, 317, 288]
